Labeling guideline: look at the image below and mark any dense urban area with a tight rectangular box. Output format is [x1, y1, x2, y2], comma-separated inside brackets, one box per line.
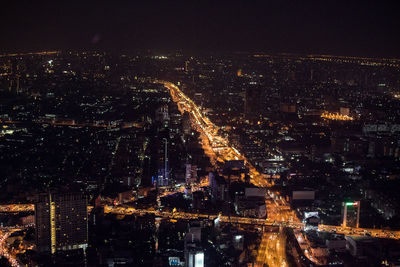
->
[0, 50, 400, 267]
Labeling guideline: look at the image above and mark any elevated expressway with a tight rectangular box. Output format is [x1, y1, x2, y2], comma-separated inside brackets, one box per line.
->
[1, 204, 398, 239]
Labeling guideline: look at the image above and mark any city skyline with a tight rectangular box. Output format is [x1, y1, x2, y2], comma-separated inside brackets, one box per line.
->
[1, 2, 400, 266]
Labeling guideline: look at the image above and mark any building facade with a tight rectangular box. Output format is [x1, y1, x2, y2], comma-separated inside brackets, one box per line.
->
[35, 192, 88, 253]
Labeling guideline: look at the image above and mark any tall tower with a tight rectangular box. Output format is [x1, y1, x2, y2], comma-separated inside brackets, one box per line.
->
[35, 192, 88, 254]
[163, 138, 169, 185]
[157, 138, 169, 187]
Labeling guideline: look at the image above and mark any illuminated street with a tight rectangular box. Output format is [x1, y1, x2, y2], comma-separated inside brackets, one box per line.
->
[255, 230, 287, 267]
[159, 81, 273, 188]
[321, 111, 354, 121]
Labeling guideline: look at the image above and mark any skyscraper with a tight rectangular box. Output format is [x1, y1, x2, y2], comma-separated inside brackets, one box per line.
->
[35, 192, 88, 254]
[342, 201, 360, 228]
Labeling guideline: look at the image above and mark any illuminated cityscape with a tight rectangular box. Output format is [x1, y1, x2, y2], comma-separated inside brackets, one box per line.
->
[1, 1, 400, 267]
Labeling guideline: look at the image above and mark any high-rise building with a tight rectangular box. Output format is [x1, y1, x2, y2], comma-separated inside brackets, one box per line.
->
[35, 192, 88, 254]
[184, 221, 204, 267]
[155, 104, 170, 128]
[185, 163, 198, 184]
[342, 201, 360, 228]
[182, 112, 192, 135]
[141, 157, 153, 187]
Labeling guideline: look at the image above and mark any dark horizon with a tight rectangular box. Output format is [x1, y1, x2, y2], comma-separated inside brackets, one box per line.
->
[3, 49, 400, 62]
[1, 1, 399, 58]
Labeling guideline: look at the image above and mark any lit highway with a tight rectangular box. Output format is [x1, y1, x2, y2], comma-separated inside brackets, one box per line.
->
[0, 229, 22, 267]
[0, 51, 60, 58]
[2, 202, 400, 267]
[0, 204, 34, 213]
[2, 203, 399, 240]
[255, 230, 287, 267]
[101, 206, 400, 239]
[158, 81, 272, 188]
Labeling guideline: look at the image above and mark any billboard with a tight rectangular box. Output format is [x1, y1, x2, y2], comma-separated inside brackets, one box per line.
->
[188, 251, 204, 267]
[304, 211, 319, 219]
[195, 252, 204, 267]
[168, 257, 182, 266]
[292, 191, 315, 200]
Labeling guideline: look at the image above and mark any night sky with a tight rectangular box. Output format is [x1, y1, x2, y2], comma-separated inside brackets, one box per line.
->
[1, 1, 399, 57]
